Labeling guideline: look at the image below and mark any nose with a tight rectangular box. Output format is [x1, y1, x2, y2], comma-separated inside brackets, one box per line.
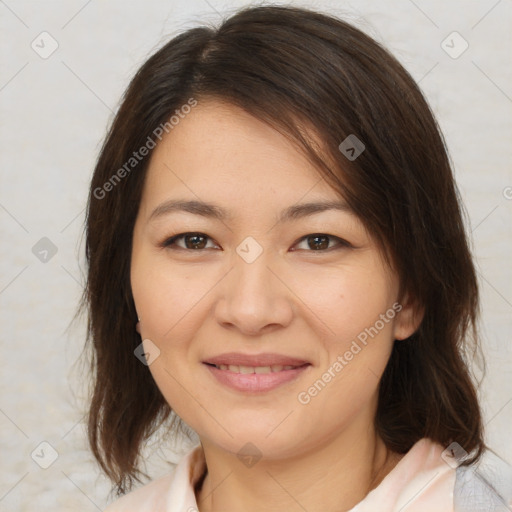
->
[214, 247, 294, 336]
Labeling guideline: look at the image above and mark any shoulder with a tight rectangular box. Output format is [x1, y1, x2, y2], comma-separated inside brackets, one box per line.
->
[454, 448, 512, 512]
[103, 472, 176, 512]
[105, 472, 174, 512]
[103, 443, 205, 512]
[364, 439, 512, 512]
[392, 438, 456, 512]
[350, 438, 457, 512]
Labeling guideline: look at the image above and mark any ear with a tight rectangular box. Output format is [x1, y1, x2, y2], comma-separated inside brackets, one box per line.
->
[393, 294, 424, 341]
[135, 319, 141, 334]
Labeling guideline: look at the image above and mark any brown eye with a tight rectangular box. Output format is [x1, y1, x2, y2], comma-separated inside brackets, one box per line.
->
[292, 234, 351, 252]
[184, 234, 207, 249]
[307, 235, 330, 250]
[162, 232, 217, 250]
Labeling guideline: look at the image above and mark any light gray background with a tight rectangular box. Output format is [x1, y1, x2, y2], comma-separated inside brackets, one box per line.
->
[1, 0, 511, 510]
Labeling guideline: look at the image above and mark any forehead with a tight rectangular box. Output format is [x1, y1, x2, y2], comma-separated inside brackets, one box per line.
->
[141, 99, 344, 210]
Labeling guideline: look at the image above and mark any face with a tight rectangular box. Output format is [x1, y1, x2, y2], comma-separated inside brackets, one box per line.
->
[130, 99, 418, 460]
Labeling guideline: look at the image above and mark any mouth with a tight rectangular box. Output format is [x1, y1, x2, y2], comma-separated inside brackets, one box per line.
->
[205, 363, 307, 374]
[202, 353, 312, 393]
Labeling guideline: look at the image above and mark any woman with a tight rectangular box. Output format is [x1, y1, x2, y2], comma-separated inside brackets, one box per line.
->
[80, 5, 512, 511]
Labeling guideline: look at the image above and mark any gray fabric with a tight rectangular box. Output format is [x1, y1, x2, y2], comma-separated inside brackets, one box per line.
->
[454, 451, 512, 511]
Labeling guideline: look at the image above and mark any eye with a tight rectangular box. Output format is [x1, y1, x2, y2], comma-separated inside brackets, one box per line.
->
[292, 234, 351, 252]
[161, 232, 351, 252]
[162, 232, 219, 251]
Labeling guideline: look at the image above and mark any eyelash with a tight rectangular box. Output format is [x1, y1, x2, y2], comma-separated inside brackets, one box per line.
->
[160, 232, 352, 253]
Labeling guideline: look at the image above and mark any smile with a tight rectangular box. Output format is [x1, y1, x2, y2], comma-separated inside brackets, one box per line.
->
[209, 364, 300, 373]
[201, 352, 312, 392]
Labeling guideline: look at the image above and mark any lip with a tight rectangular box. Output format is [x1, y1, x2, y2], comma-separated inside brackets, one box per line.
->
[202, 352, 311, 393]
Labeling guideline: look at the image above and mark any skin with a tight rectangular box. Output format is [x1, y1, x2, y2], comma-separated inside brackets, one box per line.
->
[130, 99, 423, 512]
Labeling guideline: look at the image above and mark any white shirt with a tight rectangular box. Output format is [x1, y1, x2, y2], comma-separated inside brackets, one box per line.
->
[103, 438, 512, 511]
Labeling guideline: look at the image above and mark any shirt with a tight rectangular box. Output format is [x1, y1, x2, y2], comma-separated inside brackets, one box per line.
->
[103, 438, 512, 512]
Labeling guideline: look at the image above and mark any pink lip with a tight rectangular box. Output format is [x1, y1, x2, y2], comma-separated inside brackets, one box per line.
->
[202, 352, 311, 393]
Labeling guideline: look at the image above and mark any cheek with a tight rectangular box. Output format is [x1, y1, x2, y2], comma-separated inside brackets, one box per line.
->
[291, 260, 396, 410]
[131, 254, 212, 342]
[130, 254, 219, 411]
[131, 258, 205, 422]
[295, 316, 395, 438]
[290, 259, 396, 345]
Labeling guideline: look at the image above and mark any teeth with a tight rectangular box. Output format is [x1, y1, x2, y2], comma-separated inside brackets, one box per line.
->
[255, 366, 271, 374]
[214, 364, 298, 373]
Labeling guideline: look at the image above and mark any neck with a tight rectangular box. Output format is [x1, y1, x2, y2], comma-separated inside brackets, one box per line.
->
[196, 420, 401, 512]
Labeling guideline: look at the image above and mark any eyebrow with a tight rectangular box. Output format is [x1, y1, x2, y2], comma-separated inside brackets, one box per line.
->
[148, 199, 353, 224]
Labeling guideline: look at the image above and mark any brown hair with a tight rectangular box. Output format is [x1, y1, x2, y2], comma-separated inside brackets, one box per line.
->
[79, 4, 485, 495]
